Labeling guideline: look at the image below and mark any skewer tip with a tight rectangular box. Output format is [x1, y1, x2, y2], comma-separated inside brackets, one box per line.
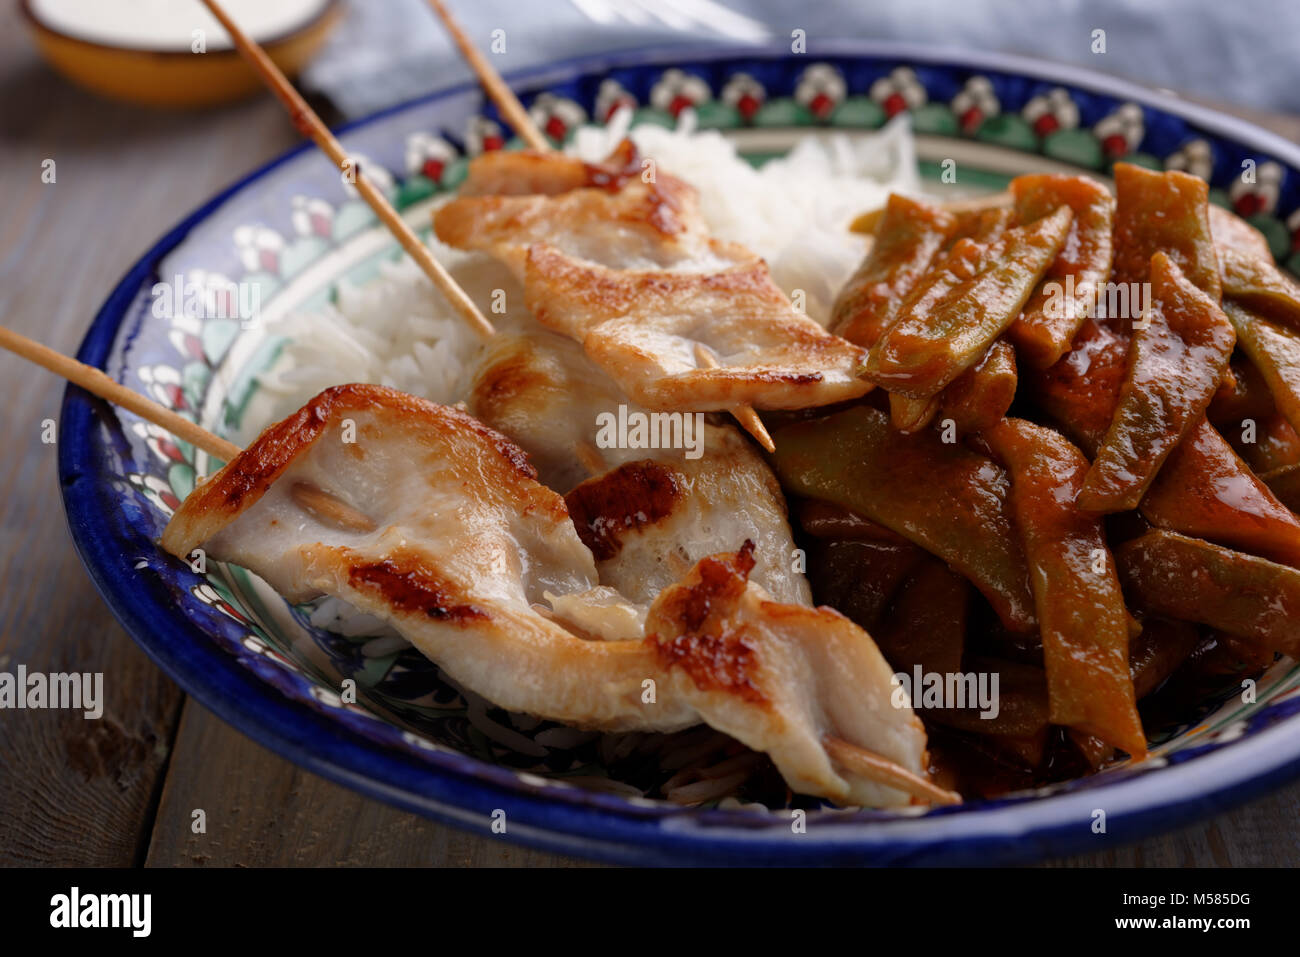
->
[824, 735, 962, 807]
[693, 343, 775, 452]
[736, 407, 776, 453]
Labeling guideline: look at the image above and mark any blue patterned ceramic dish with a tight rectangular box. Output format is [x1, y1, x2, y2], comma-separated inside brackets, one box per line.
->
[61, 42, 1300, 865]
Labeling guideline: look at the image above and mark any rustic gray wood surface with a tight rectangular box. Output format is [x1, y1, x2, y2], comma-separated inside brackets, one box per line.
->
[1, 5, 1297, 867]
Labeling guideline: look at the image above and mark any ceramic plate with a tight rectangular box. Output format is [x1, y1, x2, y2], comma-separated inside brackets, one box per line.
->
[61, 41, 1300, 865]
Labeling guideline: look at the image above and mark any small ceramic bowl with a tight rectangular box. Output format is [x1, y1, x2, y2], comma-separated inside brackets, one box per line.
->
[21, 0, 343, 108]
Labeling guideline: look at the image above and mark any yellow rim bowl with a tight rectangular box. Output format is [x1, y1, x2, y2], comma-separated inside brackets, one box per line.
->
[21, 0, 344, 109]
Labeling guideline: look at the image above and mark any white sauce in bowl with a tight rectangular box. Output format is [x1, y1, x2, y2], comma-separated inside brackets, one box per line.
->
[29, 0, 332, 51]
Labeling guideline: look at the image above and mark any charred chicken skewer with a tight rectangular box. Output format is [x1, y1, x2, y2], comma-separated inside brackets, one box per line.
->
[0, 325, 958, 807]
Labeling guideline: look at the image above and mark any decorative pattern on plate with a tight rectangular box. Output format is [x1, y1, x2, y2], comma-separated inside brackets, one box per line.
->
[61, 45, 1300, 864]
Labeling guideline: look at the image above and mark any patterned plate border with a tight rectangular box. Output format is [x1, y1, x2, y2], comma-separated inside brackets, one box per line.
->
[58, 41, 1300, 865]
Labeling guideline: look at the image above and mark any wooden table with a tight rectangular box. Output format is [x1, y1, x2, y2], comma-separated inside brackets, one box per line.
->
[2, 9, 1297, 868]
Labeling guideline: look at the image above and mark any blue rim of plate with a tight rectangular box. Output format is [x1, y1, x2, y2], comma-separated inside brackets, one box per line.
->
[59, 41, 1300, 866]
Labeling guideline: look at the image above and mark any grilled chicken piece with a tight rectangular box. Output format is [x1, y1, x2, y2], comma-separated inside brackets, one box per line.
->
[438, 162, 735, 276]
[566, 439, 812, 607]
[457, 147, 605, 197]
[437, 138, 733, 275]
[467, 330, 626, 492]
[162, 384, 672, 730]
[648, 544, 927, 808]
[469, 332, 812, 605]
[435, 143, 873, 412]
[525, 243, 870, 411]
[459, 137, 644, 198]
[160, 385, 929, 806]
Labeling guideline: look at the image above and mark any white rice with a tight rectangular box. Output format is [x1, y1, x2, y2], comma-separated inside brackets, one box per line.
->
[568, 109, 921, 322]
[252, 111, 921, 433]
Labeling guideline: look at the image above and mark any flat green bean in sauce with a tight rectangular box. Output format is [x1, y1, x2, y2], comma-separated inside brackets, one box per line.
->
[781, 166, 1300, 796]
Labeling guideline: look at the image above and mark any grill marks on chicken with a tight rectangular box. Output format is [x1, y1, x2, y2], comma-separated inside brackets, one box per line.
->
[458, 137, 643, 198]
[566, 460, 686, 564]
[565, 431, 813, 607]
[160, 384, 930, 806]
[438, 142, 724, 275]
[161, 384, 669, 730]
[435, 142, 873, 412]
[647, 543, 928, 807]
[467, 332, 812, 605]
[436, 171, 719, 276]
[524, 244, 871, 411]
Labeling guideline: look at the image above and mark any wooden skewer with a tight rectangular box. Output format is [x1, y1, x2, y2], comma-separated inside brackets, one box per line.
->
[0, 326, 240, 461]
[424, 0, 549, 152]
[0, 326, 376, 532]
[421, 0, 549, 165]
[424, 0, 776, 454]
[197, 0, 496, 342]
[824, 735, 962, 806]
[693, 345, 775, 453]
[288, 481, 377, 532]
[18, 0, 930, 794]
[574, 439, 607, 476]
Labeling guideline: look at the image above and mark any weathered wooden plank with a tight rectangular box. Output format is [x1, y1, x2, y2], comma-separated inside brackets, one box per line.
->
[0, 6, 297, 865]
[145, 701, 597, 867]
[1043, 782, 1300, 866]
[158, 694, 1300, 866]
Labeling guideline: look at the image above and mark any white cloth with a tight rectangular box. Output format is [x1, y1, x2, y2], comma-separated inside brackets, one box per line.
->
[301, 0, 1300, 119]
